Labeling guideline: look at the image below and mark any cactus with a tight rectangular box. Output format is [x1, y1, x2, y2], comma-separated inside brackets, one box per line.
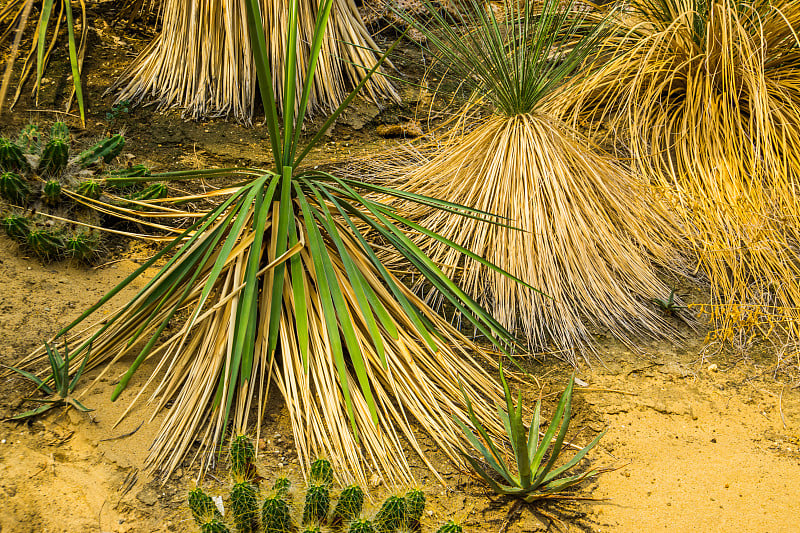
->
[105, 163, 151, 187]
[77, 134, 125, 168]
[27, 228, 66, 260]
[331, 484, 364, 526]
[131, 182, 168, 201]
[0, 138, 31, 172]
[201, 519, 232, 533]
[50, 122, 70, 141]
[374, 496, 406, 533]
[261, 496, 294, 533]
[348, 519, 376, 533]
[43, 180, 61, 205]
[189, 487, 223, 525]
[302, 483, 330, 526]
[39, 138, 69, 176]
[302, 528, 321, 533]
[404, 489, 425, 530]
[272, 477, 291, 500]
[230, 481, 260, 533]
[65, 231, 100, 262]
[17, 124, 41, 152]
[76, 179, 102, 200]
[230, 434, 257, 483]
[1, 213, 30, 242]
[0, 171, 30, 204]
[309, 459, 333, 487]
[434, 522, 462, 533]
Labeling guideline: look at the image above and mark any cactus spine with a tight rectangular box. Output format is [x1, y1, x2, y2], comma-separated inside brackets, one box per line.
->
[50, 122, 70, 141]
[27, 228, 65, 261]
[331, 484, 364, 526]
[66, 231, 100, 262]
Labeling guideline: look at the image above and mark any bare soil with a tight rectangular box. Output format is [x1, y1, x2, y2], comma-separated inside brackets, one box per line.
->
[1, 5, 799, 533]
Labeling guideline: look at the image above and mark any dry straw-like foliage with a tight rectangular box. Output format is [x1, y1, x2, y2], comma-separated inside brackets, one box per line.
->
[560, 0, 800, 347]
[110, 0, 399, 122]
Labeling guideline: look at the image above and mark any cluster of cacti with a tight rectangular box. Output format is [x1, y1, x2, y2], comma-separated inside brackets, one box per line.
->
[187, 435, 463, 533]
[0, 122, 158, 263]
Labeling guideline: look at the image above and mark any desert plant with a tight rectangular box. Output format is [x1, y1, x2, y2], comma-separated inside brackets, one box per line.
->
[17, 0, 514, 487]
[2, 341, 92, 420]
[457, 364, 608, 501]
[561, 0, 800, 347]
[331, 485, 365, 526]
[434, 522, 462, 533]
[109, 0, 399, 123]
[376, 0, 689, 360]
[374, 496, 406, 533]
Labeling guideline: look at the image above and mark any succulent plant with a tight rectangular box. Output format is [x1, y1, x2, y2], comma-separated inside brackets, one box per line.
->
[261, 496, 294, 533]
[50, 121, 70, 142]
[16, 124, 41, 152]
[0, 171, 30, 204]
[272, 476, 291, 500]
[1, 213, 30, 242]
[39, 137, 69, 176]
[330, 484, 364, 526]
[348, 520, 376, 533]
[302, 483, 330, 526]
[374, 496, 406, 533]
[404, 489, 425, 530]
[130, 181, 168, 201]
[189, 487, 223, 525]
[77, 134, 125, 168]
[230, 434, 257, 483]
[65, 231, 101, 262]
[0, 138, 31, 173]
[434, 522, 462, 533]
[27, 228, 66, 261]
[230, 481, 260, 533]
[201, 519, 232, 533]
[43, 179, 61, 205]
[75, 178, 102, 200]
[309, 458, 334, 487]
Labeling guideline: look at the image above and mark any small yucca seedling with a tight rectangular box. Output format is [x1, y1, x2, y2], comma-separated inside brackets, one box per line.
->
[2, 341, 92, 420]
[435, 522, 462, 533]
[0, 171, 30, 204]
[309, 458, 333, 487]
[27, 228, 66, 261]
[374, 496, 406, 533]
[189, 487, 223, 525]
[457, 364, 608, 501]
[330, 484, 365, 526]
[261, 496, 294, 533]
[230, 433, 257, 483]
[43, 180, 62, 205]
[302, 483, 330, 526]
[349, 519, 376, 533]
[230, 481, 260, 533]
[1, 213, 30, 242]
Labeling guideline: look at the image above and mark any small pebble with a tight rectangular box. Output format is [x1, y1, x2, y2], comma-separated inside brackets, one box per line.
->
[708, 364, 718, 372]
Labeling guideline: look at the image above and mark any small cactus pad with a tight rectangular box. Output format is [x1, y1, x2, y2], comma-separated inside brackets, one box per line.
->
[272, 477, 291, 499]
[0, 138, 31, 172]
[435, 522, 463, 533]
[302, 483, 330, 526]
[374, 496, 406, 533]
[76, 179, 102, 200]
[404, 488, 425, 528]
[1, 213, 30, 242]
[230, 434, 257, 483]
[43, 180, 61, 204]
[201, 519, 232, 533]
[261, 496, 294, 533]
[331, 484, 365, 526]
[0, 171, 30, 204]
[348, 519, 376, 533]
[309, 458, 334, 487]
[189, 487, 223, 525]
[39, 138, 69, 176]
[230, 481, 260, 533]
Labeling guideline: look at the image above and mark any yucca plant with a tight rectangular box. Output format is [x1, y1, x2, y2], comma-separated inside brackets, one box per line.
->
[0, 0, 87, 126]
[457, 364, 608, 501]
[376, 0, 688, 360]
[109, 0, 399, 123]
[17, 0, 516, 486]
[560, 0, 800, 347]
[2, 341, 92, 420]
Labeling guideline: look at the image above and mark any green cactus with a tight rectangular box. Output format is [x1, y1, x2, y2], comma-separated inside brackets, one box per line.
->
[302, 528, 321, 533]
[272, 477, 291, 500]
[434, 522, 462, 533]
[1, 213, 30, 242]
[331, 484, 364, 526]
[189, 487, 223, 525]
[201, 518, 232, 533]
[0, 138, 31, 172]
[77, 134, 125, 168]
[76, 179, 102, 200]
[302, 483, 329, 526]
[374, 496, 406, 533]
[130, 182, 167, 201]
[105, 163, 151, 188]
[404, 489, 425, 530]
[309, 459, 334, 487]
[50, 122, 70, 141]
[39, 138, 69, 176]
[43, 179, 61, 205]
[27, 228, 65, 261]
[0, 171, 30, 204]
[65, 231, 100, 262]
[348, 519, 376, 533]
[16, 124, 41, 152]
[230, 434, 257, 483]
[230, 481, 260, 533]
[261, 496, 295, 533]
